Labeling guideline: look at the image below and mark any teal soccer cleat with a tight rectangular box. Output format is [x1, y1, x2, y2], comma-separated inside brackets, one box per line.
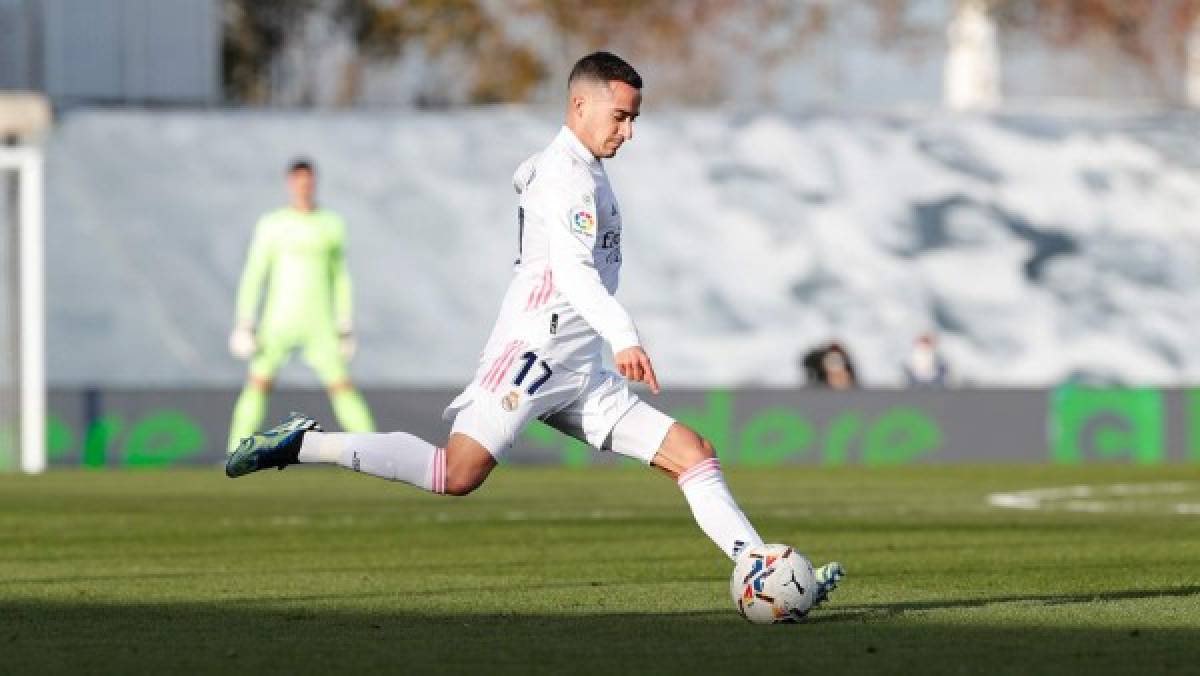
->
[812, 561, 845, 609]
[225, 412, 322, 478]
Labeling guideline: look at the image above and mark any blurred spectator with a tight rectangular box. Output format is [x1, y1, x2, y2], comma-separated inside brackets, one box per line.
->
[801, 341, 858, 389]
[903, 333, 952, 388]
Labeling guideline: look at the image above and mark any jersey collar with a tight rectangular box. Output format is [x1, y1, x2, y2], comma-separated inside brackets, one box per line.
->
[558, 126, 601, 169]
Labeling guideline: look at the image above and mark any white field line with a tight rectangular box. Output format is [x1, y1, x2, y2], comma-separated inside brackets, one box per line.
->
[987, 482, 1197, 515]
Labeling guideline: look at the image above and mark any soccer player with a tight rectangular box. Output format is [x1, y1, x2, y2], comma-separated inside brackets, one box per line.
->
[226, 158, 375, 451]
[225, 53, 843, 600]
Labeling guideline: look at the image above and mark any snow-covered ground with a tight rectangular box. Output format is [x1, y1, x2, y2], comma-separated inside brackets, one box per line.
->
[44, 108, 1200, 387]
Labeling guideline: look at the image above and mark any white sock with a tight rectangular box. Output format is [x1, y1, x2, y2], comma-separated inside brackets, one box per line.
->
[677, 458, 764, 560]
[298, 431, 446, 494]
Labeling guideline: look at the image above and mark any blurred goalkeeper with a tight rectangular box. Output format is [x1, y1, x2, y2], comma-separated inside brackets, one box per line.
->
[226, 158, 375, 451]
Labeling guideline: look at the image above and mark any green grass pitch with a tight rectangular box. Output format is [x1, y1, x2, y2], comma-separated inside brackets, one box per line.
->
[3, 465, 1199, 675]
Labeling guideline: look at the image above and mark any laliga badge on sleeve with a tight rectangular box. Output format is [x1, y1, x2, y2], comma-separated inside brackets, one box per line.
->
[571, 208, 596, 236]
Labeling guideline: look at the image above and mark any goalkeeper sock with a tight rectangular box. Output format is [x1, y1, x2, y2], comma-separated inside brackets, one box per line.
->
[330, 387, 375, 432]
[227, 385, 267, 452]
[297, 431, 446, 494]
[678, 458, 764, 560]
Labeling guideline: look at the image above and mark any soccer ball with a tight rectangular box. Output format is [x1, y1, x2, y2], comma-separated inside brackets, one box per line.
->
[730, 544, 818, 624]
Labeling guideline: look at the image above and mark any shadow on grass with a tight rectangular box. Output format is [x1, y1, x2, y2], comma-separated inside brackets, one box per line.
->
[817, 585, 1200, 623]
[3, 590, 1199, 675]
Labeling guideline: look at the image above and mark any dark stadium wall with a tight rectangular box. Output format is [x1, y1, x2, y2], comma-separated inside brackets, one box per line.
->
[35, 387, 1200, 468]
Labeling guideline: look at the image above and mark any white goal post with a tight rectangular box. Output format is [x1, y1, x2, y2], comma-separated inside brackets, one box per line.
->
[0, 145, 46, 474]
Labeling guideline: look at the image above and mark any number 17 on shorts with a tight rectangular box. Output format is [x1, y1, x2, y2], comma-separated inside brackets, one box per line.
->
[499, 355, 549, 413]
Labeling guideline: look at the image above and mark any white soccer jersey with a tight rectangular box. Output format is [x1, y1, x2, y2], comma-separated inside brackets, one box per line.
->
[444, 126, 672, 460]
[471, 126, 640, 387]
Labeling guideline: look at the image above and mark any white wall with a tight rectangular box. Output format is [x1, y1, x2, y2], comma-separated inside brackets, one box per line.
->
[43, 108, 1200, 387]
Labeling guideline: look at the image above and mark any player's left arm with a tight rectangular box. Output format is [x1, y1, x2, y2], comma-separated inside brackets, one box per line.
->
[546, 189, 659, 393]
[329, 215, 356, 359]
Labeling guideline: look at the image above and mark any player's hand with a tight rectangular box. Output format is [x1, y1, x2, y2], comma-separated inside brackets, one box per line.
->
[615, 346, 660, 394]
[339, 331, 357, 361]
[228, 323, 257, 360]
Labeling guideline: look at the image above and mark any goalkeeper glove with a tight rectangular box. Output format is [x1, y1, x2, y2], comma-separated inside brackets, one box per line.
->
[228, 321, 257, 360]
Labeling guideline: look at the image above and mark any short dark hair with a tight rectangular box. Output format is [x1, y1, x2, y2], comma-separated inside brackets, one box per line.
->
[287, 157, 314, 174]
[568, 51, 642, 90]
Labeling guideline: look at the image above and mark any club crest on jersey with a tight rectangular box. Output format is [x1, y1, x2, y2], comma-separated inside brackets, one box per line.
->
[501, 390, 520, 412]
[571, 209, 596, 236]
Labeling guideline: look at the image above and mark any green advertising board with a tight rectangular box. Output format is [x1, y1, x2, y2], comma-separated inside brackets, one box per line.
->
[17, 386, 1199, 470]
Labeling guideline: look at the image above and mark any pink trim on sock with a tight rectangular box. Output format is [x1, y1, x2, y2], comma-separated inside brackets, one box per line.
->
[677, 458, 721, 487]
[436, 446, 446, 494]
[432, 447, 446, 494]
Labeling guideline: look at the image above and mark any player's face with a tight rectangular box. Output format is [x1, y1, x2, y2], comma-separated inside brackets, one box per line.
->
[287, 168, 315, 207]
[579, 81, 641, 159]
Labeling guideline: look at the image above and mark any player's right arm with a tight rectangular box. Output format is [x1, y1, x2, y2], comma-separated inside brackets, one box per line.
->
[230, 215, 276, 358]
[544, 185, 659, 393]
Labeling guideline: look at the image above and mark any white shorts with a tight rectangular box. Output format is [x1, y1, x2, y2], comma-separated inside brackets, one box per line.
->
[443, 367, 675, 464]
